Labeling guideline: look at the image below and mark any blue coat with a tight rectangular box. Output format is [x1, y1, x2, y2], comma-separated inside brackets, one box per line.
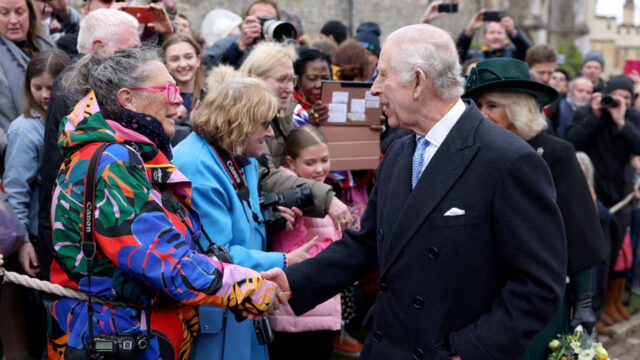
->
[173, 132, 285, 360]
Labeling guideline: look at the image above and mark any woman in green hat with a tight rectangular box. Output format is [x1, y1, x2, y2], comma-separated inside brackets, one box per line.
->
[463, 57, 607, 359]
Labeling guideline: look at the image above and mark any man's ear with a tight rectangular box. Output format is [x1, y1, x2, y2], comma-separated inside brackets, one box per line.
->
[117, 88, 136, 111]
[413, 68, 429, 99]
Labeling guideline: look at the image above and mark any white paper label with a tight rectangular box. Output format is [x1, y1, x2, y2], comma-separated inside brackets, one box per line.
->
[348, 112, 367, 122]
[328, 103, 348, 122]
[350, 99, 366, 113]
[331, 91, 349, 103]
[366, 100, 380, 108]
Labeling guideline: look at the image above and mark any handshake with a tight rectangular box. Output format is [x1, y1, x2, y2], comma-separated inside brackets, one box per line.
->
[243, 267, 292, 320]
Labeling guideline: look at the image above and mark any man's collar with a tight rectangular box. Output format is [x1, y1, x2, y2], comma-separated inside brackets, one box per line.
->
[420, 98, 466, 147]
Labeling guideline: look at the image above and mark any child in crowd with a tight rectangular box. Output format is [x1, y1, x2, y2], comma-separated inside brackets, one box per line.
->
[161, 34, 205, 145]
[268, 125, 342, 360]
[1, 48, 69, 360]
[3, 49, 69, 273]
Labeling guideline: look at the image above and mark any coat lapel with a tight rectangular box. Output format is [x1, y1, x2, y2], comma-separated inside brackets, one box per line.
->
[380, 104, 482, 277]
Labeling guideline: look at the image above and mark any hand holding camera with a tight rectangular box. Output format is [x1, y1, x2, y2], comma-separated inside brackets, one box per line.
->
[238, 16, 263, 51]
[421, 1, 448, 24]
[605, 93, 627, 127]
[592, 92, 627, 127]
[464, 9, 487, 36]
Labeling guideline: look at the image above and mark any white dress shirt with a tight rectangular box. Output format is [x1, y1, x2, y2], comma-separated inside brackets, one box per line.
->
[416, 98, 466, 176]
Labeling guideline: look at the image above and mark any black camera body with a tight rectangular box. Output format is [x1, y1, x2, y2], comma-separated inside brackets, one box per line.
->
[205, 243, 232, 263]
[253, 318, 275, 345]
[258, 17, 297, 42]
[90, 333, 149, 359]
[437, 2, 458, 13]
[483, 11, 505, 22]
[259, 184, 314, 234]
[601, 93, 619, 109]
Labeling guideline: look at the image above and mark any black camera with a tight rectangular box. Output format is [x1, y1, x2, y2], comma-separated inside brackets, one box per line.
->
[437, 2, 458, 13]
[205, 243, 232, 263]
[91, 334, 149, 359]
[601, 93, 619, 109]
[254, 318, 275, 345]
[258, 17, 297, 42]
[259, 184, 314, 234]
[483, 11, 505, 22]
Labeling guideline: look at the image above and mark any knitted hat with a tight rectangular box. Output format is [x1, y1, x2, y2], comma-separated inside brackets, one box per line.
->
[320, 20, 348, 44]
[605, 75, 634, 95]
[354, 22, 381, 56]
[581, 50, 605, 69]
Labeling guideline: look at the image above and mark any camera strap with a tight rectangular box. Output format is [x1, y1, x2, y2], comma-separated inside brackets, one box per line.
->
[81, 142, 151, 353]
[209, 142, 262, 224]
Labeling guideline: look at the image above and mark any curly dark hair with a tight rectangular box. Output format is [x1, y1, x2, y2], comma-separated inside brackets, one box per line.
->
[293, 46, 332, 79]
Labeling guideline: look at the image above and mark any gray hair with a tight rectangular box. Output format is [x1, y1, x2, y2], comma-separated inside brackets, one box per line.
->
[386, 24, 464, 101]
[62, 47, 163, 120]
[568, 76, 593, 91]
[482, 92, 547, 140]
[77, 9, 139, 54]
[575, 151, 595, 188]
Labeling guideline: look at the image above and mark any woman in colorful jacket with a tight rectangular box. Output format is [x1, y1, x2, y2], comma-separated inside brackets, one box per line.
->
[47, 48, 279, 360]
[173, 65, 314, 360]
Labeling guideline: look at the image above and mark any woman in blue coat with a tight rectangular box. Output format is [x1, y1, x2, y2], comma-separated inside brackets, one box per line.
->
[173, 66, 314, 360]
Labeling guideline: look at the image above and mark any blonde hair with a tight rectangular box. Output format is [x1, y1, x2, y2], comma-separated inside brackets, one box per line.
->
[483, 92, 547, 140]
[239, 41, 297, 79]
[191, 66, 278, 155]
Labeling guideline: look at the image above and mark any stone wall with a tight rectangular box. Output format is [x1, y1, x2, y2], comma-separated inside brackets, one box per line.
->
[176, 0, 485, 43]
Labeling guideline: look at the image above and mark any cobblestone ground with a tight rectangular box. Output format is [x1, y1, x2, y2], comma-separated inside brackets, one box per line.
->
[608, 334, 640, 360]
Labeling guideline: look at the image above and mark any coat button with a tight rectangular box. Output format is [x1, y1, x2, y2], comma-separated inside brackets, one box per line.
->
[413, 296, 424, 309]
[412, 347, 424, 359]
[377, 229, 384, 242]
[428, 247, 439, 259]
[378, 282, 388, 295]
[373, 330, 383, 343]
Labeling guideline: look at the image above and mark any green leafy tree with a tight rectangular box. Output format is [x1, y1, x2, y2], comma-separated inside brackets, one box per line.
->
[556, 44, 584, 78]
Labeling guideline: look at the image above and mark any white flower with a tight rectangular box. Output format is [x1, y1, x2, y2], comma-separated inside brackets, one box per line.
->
[570, 341, 582, 353]
[593, 343, 608, 358]
[578, 348, 595, 360]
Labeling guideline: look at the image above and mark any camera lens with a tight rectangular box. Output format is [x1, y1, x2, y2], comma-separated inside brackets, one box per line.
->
[137, 337, 149, 350]
[262, 20, 297, 42]
[601, 94, 618, 109]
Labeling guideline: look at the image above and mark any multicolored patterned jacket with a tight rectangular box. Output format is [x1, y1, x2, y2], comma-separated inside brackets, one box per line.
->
[46, 91, 277, 360]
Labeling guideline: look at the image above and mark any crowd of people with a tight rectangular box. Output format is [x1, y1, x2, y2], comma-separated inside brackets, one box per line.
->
[1, 0, 640, 359]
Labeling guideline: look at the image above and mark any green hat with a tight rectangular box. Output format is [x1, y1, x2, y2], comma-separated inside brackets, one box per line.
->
[463, 58, 559, 107]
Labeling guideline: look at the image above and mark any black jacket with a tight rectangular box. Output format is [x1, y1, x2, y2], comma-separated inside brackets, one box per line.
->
[528, 133, 606, 274]
[456, 27, 532, 62]
[565, 106, 640, 207]
[286, 101, 566, 359]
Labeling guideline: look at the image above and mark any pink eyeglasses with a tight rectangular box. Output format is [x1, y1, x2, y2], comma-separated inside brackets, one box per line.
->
[132, 84, 181, 104]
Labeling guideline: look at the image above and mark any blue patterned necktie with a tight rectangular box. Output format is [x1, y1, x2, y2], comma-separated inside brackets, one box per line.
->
[412, 136, 429, 189]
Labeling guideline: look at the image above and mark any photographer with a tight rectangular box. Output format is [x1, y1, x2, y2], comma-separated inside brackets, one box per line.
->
[456, 9, 532, 62]
[173, 65, 315, 360]
[205, 0, 280, 68]
[566, 75, 640, 321]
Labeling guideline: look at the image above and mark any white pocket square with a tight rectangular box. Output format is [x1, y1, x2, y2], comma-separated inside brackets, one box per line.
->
[443, 207, 465, 216]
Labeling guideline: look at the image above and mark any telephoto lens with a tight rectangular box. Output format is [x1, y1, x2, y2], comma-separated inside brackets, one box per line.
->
[259, 17, 297, 42]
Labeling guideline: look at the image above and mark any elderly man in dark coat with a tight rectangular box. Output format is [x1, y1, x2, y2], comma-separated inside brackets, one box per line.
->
[263, 23, 567, 359]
